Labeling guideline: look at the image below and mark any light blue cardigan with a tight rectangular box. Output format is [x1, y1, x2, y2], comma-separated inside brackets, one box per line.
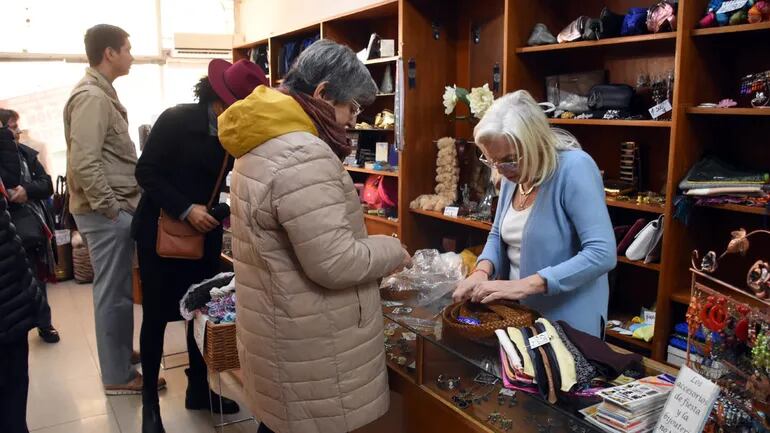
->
[478, 149, 616, 337]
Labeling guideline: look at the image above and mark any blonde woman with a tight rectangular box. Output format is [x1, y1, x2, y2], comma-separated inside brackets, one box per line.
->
[452, 90, 616, 337]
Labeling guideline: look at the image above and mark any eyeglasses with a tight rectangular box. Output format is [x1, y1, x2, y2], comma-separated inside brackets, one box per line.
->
[350, 99, 363, 117]
[479, 153, 521, 172]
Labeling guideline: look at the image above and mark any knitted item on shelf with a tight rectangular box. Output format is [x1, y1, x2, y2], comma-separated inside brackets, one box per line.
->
[409, 137, 459, 213]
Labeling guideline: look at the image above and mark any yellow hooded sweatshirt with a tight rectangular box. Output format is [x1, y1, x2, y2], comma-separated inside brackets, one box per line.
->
[217, 85, 318, 158]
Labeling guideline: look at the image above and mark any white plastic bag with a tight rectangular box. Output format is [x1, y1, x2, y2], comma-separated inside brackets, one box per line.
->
[380, 249, 465, 308]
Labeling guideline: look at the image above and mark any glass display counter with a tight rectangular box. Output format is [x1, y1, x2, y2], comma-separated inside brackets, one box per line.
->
[382, 303, 676, 433]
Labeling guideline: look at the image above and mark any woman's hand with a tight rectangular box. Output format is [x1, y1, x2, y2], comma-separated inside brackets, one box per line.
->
[453, 270, 489, 302]
[470, 274, 547, 304]
[9, 186, 28, 204]
[388, 247, 412, 275]
[186, 204, 219, 233]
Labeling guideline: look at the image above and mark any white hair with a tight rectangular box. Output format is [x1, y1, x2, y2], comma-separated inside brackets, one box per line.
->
[473, 90, 580, 186]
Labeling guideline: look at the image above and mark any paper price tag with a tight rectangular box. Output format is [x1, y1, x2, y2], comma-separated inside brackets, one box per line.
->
[717, 0, 748, 14]
[54, 229, 71, 245]
[498, 388, 516, 397]
[402, 332, 417, 341]
[649, 100, 673, 119]
[443, 206, 460, 218]
[644, 311, 657, 325]
[528, 331, 551, 349]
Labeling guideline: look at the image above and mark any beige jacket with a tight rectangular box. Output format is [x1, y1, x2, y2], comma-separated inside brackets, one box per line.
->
[63, 68, 139, 218]
[219, 86, 403, 433]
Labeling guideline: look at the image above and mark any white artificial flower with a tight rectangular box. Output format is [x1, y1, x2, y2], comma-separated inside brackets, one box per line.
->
[468, 83, 495, 119]
[443, 85, 458, 115]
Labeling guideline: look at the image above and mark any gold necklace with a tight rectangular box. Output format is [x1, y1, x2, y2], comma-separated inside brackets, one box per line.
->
[514, 185, 536, 211]
[519, 183, 536, 196]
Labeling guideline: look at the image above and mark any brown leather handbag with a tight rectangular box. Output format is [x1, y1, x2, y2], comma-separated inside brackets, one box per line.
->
[156, 155, 228, 260]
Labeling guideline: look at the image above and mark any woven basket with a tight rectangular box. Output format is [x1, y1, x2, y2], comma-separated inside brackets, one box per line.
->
[203, 321, 240, 372]
[442, 301, 538, 344]
[72, 246, 93, 283]
[379, 288, 419, 301]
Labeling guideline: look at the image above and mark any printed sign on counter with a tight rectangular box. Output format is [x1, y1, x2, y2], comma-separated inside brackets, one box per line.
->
[653, 366, 720, 433]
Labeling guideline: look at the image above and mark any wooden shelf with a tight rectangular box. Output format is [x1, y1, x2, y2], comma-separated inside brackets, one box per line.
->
[345, 166, 399, 177]
[233, 39, 269, 50]
[671, 292, 691, 306]
[687, 107, 770, 116]
[363, 56, 400, 65]
[410, 209, 492, 231]
[548, 118, 672, 128]
[692, 21, 770, 37]
[697, 202, 769, 216]
[606, 198, 666, 214]
[516, 32, 676, 54]
[617, 256, 661, 272]
[364, 214, 399, 227]
[347, 128, 394, 133]
[605, 328, 653, 352]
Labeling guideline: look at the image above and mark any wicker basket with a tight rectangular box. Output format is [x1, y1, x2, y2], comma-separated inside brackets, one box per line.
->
[72, 245, 93, 283]
[442, 301, 538, 345]
[203, 320, 240, 372]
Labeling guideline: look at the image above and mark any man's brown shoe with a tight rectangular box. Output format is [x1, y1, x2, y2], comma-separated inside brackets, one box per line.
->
[104, 374, 167, 396]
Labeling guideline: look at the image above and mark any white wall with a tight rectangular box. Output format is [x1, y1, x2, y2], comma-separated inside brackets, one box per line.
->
[236, 0, 381, 44]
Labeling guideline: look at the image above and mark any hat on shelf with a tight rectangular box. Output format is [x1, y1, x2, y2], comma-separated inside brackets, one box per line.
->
[208, 59, 268, 107]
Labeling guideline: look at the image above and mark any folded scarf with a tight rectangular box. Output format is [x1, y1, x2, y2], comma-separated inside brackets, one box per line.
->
[279, 88, 352, 160]
[558, 320, 642, 379]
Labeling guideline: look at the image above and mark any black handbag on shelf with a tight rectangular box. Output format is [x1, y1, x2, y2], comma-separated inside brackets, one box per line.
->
[599, 7, 625, 39]
[588, 84, 635, 110]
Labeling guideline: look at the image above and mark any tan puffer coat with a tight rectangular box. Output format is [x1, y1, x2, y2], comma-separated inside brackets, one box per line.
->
[219, 86, 403, 433]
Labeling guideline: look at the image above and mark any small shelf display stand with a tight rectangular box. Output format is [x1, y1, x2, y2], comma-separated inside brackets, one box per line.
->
[686, 230, 770, 432]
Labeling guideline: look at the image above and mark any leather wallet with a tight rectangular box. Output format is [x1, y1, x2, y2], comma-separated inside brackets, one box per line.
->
[617, 218, 647, 255]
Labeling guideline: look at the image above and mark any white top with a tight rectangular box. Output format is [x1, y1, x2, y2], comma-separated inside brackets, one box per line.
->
[501, 203, 533, 280]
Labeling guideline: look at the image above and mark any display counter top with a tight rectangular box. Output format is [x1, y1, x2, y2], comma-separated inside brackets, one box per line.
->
[381, 302, 676, 433]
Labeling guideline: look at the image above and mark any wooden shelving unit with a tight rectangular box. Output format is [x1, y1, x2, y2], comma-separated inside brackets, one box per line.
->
[671, 291, 691, 305]
[363, 214, 399, 226]
[410, 209, 492, 231]
[617, 256, 661, 272]
[234, 0, 769, 366]
[516, 32, 676, 53]
[686, 107, 770, 116]
[606, 328, 654, 352]
[345, 166, 399, 177]
[606, 198, 666, 214]
[548, 118, 672, 128]
[697, 202, 769, 216]
[691, 21, 770, 37]
[347, 128, 395, 133]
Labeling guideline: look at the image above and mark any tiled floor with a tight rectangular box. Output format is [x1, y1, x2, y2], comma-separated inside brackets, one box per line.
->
[27, 280, 259, 433]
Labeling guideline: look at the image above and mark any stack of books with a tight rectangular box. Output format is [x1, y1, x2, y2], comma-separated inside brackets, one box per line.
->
[580, 374, 676, 433]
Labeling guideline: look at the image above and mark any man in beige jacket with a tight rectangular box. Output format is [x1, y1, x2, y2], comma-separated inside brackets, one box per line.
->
[64, 24, 162, 395]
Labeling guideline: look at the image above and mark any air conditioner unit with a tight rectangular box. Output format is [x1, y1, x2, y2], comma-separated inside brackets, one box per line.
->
[172, 33, 233, 59]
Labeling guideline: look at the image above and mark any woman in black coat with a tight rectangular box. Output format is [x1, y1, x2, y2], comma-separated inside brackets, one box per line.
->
[132, 59, 267, 433]
[0, 172, 44, 433]
[0, 112, 58, 343]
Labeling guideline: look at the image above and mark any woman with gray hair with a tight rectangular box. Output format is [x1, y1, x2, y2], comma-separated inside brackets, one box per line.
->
[452, 90, 616, 337]
[218, 40, 410, 433]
